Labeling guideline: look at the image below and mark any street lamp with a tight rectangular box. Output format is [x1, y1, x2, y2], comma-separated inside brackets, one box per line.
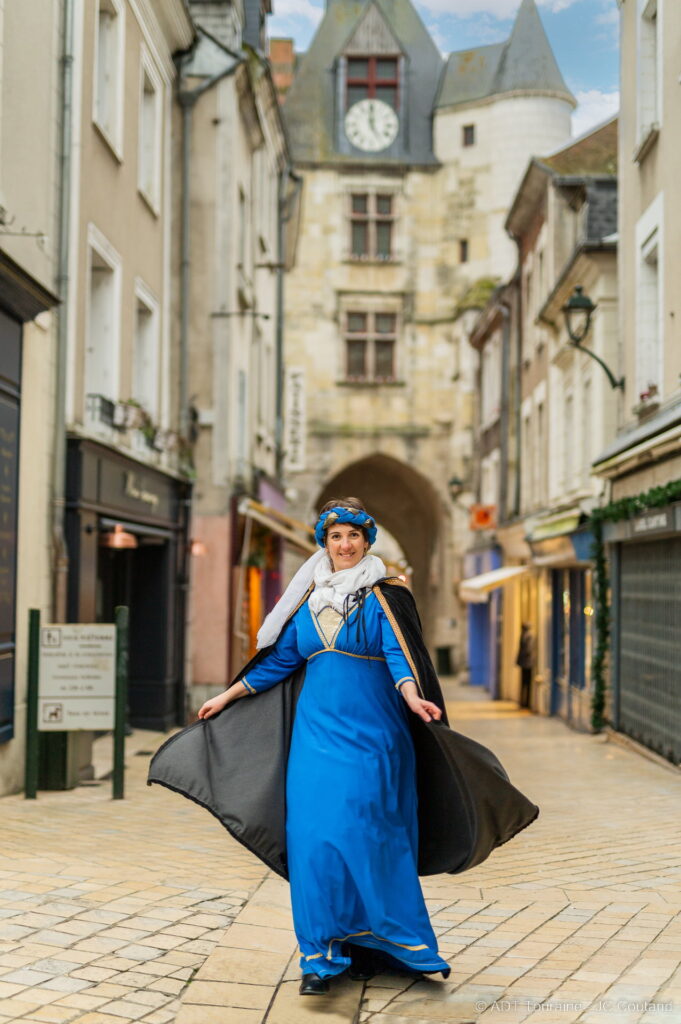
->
[447, 475, 465, 502]
[562, 285, 595, 344]
[561, 286, 624, 390]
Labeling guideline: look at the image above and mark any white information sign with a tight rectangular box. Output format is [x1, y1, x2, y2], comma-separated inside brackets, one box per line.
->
[38, 624, 116, 731]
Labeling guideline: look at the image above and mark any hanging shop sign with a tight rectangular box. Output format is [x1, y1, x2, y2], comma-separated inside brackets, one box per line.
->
[284, 367, 306, 472]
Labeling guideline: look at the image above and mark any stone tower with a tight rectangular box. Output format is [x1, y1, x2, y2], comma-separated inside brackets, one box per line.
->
[278, 0, 574, 660]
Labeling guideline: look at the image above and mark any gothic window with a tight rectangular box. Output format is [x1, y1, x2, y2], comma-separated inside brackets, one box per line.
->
[346, 56, 399, 111]
[344, 311, 397, 382]
[350, 193, 394, 260]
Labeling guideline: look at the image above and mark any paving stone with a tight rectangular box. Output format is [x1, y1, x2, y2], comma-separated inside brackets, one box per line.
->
[3, 700, 681, 1024]
[40, 974, 93, 992]
[93, 999, 154, 1019]
[182, 979, 272, 1008]
[217, 922, 297, 955]
[174, 1007, 262, 1024]
[193, 945, 287, 984]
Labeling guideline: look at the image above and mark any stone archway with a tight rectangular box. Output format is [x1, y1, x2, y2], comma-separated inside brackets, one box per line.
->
[316, 453, 445, 645]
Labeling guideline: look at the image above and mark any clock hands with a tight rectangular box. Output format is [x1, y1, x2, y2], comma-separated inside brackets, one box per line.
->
[368, 100, 376, 135]
[343, 99, 398, 152]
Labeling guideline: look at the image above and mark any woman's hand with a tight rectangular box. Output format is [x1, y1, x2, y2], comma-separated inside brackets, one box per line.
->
[399, 680, 442, 722]
[405, 696, 443, 723]
[197, 692, 229, 719]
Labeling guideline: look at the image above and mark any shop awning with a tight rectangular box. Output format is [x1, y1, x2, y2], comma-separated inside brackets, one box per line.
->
[527, 509, 582, 542]
[238, 498, 316, 554]
[459, 565, 529, 604]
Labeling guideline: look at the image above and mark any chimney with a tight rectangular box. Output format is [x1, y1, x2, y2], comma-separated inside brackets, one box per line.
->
[269, 38, 296, 104]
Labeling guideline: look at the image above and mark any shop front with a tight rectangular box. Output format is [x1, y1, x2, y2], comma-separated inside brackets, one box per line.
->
[604, 504, 681, 764]
[527, 515, 595, 730]
[0, 309, 22, 746]
[65, 437, 192, 731]
[0, 250, 58, 794]
[460, 545, 503, 694]
[231, 492, 315, 671]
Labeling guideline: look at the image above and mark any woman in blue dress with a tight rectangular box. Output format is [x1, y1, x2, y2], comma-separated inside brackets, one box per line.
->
[196, 497, 451, 994]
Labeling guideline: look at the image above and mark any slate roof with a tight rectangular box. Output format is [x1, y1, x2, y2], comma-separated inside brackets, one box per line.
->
[436, 0, 575, 110]
[542, 116, 618, 176]
[506, 117, 618, 239]
[282, 0, 573, 166]
[437, 43, 506, 109]
[282, 0, 443, 166]
[583, 180, 618, 243]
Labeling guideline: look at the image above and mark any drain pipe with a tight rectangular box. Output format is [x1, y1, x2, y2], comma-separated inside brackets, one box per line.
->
[52, 0, 75, 622]
[498, 299, 511, 523]
[274, 163, 302, 482]
[508, 232, 523, 519]
[177, 54, 240, 438]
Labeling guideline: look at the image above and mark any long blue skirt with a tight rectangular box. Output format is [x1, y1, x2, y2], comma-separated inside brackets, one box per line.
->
[286, 645, 450, 979]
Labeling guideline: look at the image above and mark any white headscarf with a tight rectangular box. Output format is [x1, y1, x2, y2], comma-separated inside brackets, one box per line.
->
[256, 549, 386, 649]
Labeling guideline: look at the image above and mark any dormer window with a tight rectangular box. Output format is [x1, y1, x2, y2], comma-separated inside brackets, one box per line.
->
[347, 56, 399, 111]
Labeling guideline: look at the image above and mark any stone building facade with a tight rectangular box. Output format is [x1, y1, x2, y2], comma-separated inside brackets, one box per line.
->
[463, 120, 618, 726]
[0, 0, 195, 795]
[180, 2, 304, 696]
[277, 0, 574, 661]
[593, 0, 681, 763]
[0, 1, 61, 796]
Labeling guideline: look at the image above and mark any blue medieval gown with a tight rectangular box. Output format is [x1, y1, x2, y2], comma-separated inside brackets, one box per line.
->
[240, 590, 451, 980]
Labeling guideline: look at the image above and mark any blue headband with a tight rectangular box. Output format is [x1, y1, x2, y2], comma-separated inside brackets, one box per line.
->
[315, 506, 378, 548]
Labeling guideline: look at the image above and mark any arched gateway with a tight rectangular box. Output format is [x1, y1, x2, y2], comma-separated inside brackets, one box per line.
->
[283, 452, 458, 662]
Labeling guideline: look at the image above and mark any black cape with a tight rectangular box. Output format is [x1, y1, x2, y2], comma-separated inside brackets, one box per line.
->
[148, 577, 539, 879]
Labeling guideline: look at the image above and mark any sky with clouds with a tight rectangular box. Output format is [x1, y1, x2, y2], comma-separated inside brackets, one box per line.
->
[268, 0, 620, 138]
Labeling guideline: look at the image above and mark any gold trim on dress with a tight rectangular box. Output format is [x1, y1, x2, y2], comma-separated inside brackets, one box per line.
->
[241, 676, 256, 695]
[394, 676, 415, 691]
[326, 929, 429, 959]
[383, 576, 410, 590]
[372, 585, 425, 698]
[307, 649, 386, 663]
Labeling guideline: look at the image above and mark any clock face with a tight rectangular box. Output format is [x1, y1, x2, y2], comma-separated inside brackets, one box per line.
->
[344, 99, 399, 153]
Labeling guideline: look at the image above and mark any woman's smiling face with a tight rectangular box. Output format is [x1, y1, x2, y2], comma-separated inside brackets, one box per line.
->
[325, 522, 368, 571]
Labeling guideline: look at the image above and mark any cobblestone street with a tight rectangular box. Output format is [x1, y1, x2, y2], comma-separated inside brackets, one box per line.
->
[2, 682, 681, 1024]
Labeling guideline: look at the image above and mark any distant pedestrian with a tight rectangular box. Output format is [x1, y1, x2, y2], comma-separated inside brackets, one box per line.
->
[516, 622, 535, 709]
[149, 499, 539, 996]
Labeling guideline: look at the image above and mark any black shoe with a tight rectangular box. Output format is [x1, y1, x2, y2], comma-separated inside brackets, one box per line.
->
[346, 944, 384, 981]
[299, 973, 329, 995]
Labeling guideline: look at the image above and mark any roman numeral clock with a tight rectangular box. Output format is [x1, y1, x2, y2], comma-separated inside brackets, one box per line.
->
[344, 98, 399, 152]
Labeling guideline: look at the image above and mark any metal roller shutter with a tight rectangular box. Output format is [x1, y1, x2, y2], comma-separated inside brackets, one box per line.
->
[619, 538, 681, 764]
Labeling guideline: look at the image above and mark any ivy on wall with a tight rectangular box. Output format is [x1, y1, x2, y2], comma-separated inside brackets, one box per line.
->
[589, 478, 681, 731]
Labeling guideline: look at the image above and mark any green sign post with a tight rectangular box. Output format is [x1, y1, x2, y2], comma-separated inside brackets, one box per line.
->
[113, 606, 129, 800]
[24, 607, 129, 799]
[24, 609, 41, 800]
